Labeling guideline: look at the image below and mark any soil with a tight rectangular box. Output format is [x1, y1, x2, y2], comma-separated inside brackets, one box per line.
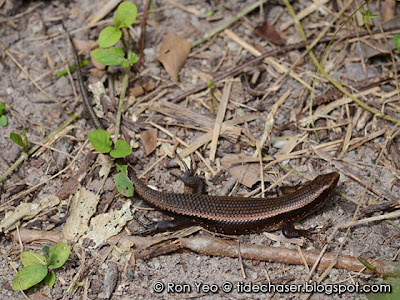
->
[1, 0, 400, 299]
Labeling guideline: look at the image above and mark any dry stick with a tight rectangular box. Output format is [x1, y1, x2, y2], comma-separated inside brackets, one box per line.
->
[64, 25, 104, 130]
[335, 210, 400, 231]
[11, 229, 400, 277]
[0, 42, 57, 103]
[209, 81, 232, 162]
[139, 0, 150, 68]
[0, 112, 81, 184]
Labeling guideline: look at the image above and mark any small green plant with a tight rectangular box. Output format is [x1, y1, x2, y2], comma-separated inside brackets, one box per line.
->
[360, 9, 378, 26]
[13, 243, 71, 291]
[10, 129, 29, 153]
[0, 103, 8, 127]
[90, 1, 139, 68]
[88, 130, 132, 158]
[88, 130, 133, 196]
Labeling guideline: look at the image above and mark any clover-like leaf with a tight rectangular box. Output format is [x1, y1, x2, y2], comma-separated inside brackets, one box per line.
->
[91, 47, 125, 66]
[110, 139, 132, 158]
[98, 26, 122, 48]
[12, 265, 48, 291]
[114, 164, 133, 196]
[128, 52, 139, 64]
[48, 243, 71, 270]
[88, 130, 112, 153]
[20, 252, 47, 267]
[44, 271, 56, 289]
[10, 133, 24, 148]
[115, 1, 137, 28]
[0, 115, 7, 127]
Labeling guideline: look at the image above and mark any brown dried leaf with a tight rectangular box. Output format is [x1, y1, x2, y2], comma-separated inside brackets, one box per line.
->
[221, 154, 260, 188]
[140, 128, 158, 156]
[254, 21, 285, 45]
[158, 33, 190, 82]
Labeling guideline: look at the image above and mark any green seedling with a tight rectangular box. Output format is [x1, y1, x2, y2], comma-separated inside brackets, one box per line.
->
[0, 103, 8, 127]
[88, 129, 132, 158]
[12, 243, 71, 291]
[361, 9, 378, 26]
[88, 130, 133, 196]
[10, 129, 29, 153]
[90, 1, 139, 67]
[56, 59, 89, 79]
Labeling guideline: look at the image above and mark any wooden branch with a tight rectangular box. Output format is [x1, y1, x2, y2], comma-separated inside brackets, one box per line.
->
[10, 229, 400, 277]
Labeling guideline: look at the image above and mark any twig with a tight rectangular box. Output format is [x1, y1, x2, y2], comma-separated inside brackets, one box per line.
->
[139, 0, 150, 68]
[63, 24, 105, 130]
[11, 229, 400, 277]
[209, 81, 232, 162]
[335, 210, 400, 230]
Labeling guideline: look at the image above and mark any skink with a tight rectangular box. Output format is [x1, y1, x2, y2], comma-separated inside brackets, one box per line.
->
[130, 169, 340, 236]
[65, 25, 340, 237]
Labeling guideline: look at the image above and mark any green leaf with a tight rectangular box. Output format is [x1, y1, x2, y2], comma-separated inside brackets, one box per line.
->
[10, 133, 24, 148]
[12, 265, 48, 291]
[394, 34, 400, 52]
[0, 115, 7, 127]
[56, 59, 89, 80]
[20, 252, 47, 267]
[110, 139, 132, 158]
[121, 60, 130, 68]
[88, 130, 112, 153]
[115, 164, 127, 173]
[115, 1, 137, 28]
[114, 164, 133, 196]
[0, 103, 5, 115]
[48, 243, 71, 270]
[44, 271, 56, 289]
[128, 52, 139, 64]
[98, 26, 122, 48]
[90, 47, 125, 66]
